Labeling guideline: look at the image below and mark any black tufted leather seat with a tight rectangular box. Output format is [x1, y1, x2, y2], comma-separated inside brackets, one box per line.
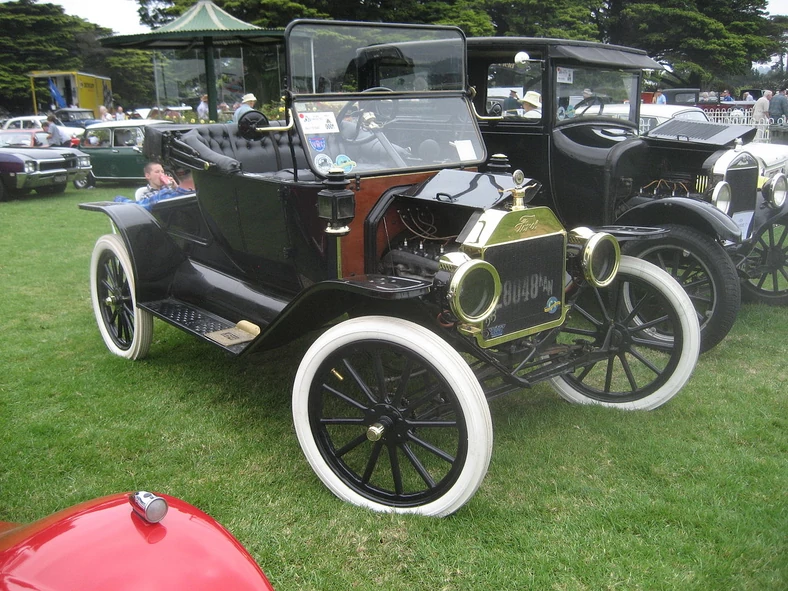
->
[179, 121, 310, 178]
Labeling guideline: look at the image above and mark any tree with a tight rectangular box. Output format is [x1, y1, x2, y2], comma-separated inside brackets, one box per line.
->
[0, 1, 155, 113]
[597, 0, 783, 87]
[133, 0, 786, 91]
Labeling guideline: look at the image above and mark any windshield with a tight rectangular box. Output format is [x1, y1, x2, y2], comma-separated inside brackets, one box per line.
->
[286, 21, 465, 94]
[554, 66, 640, 125]
[294, 95, 485, 176]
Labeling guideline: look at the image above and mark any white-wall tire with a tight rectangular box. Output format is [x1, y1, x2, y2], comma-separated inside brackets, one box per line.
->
[90, 234, 153, 360]
[293, 315, 492, 517]
[550, 256, 700, 410]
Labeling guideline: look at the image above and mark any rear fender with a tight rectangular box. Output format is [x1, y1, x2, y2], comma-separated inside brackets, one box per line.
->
[615, 197, 741, 243]
[79, 201, 186, 301]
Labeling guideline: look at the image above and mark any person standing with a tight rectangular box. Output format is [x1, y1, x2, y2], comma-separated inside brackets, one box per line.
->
[752, 90, 772, 123]
[753, 90, 772, 141]
[196, 94, 209, 120]
[652, 89, 666, 104]
[232, 93, 257, 123]
[769, 88, 788, 125]
[43, 114, 71, 147]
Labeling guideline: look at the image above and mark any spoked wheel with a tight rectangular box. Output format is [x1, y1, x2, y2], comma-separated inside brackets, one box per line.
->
[622, 224, 740, 352]
[740, 221, 788, 305]
[550, 256, 700, 410]
[90, 234, 153, 360]
[293, 316, 492, 517]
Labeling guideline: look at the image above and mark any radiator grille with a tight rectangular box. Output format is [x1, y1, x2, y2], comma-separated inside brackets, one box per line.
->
[481, 233, 565, 342]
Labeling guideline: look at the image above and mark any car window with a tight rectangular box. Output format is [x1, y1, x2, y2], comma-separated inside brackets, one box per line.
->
[554, 65, 640, 126]
[0, 132, 33, 146]
[639, 116, 659, 134]
[113, 128, 137, 147]
[675, 110, 709, 122]
[485, 60, 543, 121]
[672, 92, 697, 104]
[83, 129, 110, 148]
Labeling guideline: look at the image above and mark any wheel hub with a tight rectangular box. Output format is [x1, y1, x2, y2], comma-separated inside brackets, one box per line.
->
[365, 407, 400, 442]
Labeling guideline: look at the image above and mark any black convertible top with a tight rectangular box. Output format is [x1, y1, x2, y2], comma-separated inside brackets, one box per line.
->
[467, 37, 663, 71]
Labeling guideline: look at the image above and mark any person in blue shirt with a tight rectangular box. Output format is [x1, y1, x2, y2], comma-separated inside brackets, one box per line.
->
[721, 89, 734, 102]
[653, 89, 666, 104]
[233, 93, 257, 123]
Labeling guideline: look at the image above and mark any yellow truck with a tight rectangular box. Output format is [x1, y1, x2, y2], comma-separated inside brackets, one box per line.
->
[29, 71, 112, 118]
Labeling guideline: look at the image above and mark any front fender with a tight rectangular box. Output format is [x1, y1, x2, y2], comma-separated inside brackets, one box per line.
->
[615, 197, 741, 243]
[247, 274, 432, 353]
[79, 201, 186, 301]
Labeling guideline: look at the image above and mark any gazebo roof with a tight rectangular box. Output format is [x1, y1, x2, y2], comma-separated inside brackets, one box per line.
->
[100, 0, 283, 49]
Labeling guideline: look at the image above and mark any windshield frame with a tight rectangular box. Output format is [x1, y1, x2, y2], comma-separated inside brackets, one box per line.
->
[284, 20, 467, 96]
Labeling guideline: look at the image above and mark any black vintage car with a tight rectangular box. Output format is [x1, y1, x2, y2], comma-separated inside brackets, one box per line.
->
[468, 37, 788, 351]
[81, 21, 700, 517]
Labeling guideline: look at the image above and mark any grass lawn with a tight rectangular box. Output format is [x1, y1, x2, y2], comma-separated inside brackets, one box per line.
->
[1, 185, 786, 590]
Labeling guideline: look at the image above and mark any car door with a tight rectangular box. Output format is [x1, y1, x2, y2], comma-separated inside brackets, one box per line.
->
[84, 126, 147, 181]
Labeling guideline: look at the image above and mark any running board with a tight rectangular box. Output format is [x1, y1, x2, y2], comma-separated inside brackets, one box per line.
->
[142, 299, 261, 355]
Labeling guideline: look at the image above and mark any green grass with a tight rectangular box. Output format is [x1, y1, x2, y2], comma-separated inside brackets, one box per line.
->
[1, 186, 786, 590]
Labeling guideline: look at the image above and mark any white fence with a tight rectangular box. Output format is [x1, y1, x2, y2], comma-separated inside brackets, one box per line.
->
[702, 106, 772, 142]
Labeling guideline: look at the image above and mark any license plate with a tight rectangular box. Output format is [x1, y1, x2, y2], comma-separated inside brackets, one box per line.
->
[54, 174, 67, 183]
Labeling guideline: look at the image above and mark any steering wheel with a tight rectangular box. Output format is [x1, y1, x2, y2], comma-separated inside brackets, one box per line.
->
[337, 86, 399, 143]
[236, 109, 270, 140]
[577, 96, 604, 116]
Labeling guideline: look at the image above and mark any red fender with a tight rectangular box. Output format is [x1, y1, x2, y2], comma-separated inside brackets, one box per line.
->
[0, 493, 274, 591]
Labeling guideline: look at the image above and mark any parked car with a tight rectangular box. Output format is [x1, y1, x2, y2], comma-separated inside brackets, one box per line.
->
[75, 119, 172, 188]
[0, 145, 91, 200]
[81, 20, 699, 517]
[0, 128, 50, 147]
[585, 103, 710, 134]
[0, 491, 275, 591]
[2, 115, 49, 130]
[468, 37, 788, 349]
[54, 107, 102, 128]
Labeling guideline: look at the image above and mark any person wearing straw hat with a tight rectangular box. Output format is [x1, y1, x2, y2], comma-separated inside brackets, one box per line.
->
[519, 90, 542, 119]
[233, 93, 257, 123]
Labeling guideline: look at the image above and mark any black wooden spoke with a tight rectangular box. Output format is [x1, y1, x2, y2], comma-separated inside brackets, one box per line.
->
[361, 440, 384, 483]
[627, 346, 663, 375]
[342, 357, 378, 404]
[322, 382, 369, 412]
[618, 352, 639, 391]
[334, 432, 370, 458]
[388, 444, 404, 495]
[406, 433, 456, 463]
[401, 443, 437, 488]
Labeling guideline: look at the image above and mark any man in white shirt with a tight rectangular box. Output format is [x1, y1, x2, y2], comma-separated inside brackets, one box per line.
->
[196, 94, 209, 120]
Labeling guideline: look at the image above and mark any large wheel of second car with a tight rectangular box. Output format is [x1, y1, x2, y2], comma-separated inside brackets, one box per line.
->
[90, 234, 153, 360]
[550, 256, 700, 410]
[740, 221, 788, 305]
[292, 315, 493, 517]
[622, 224, 740, 352]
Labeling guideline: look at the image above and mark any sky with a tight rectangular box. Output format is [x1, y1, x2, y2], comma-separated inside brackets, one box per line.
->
[41, 0, 788, 35]
[49, 0, 152, 35]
